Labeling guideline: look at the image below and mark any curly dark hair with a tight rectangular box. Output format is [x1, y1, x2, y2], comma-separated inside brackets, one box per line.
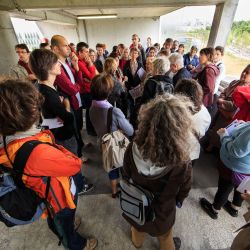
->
[0, 79, 44, 135]
[174, 78, 203, 113]
[135, 94, 194, 167]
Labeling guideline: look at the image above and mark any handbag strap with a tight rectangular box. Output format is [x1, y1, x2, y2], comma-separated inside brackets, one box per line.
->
[107, 107, 113, 133]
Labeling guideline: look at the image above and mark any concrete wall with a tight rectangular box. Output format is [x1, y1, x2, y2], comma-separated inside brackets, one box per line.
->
[36, 22, 79, 44]
[85, 17, 160, 51]
[0, 11, 18, 75]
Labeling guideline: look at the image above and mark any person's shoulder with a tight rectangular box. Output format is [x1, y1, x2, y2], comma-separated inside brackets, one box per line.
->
[112, 107, 124, 117]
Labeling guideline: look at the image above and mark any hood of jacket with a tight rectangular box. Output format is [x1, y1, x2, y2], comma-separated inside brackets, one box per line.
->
[205, 63, 220, 77]
[132, 143, 172, 178]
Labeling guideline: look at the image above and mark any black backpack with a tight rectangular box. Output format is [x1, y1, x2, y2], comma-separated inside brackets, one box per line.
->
[150, 79, 174, 96]
[0, 139, 53, 227]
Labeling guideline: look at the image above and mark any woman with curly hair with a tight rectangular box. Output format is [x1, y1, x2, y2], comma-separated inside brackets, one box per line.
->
[122, 94, 193, 250]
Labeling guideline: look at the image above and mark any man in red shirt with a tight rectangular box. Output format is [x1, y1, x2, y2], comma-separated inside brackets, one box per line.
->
[76, 42, 97, 136]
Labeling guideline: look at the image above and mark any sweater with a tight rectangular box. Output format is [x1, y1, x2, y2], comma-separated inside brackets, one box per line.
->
[89, 104, 134, 143]
[78, 59, 96, 94]
[220, 122, 250, 174]
[189, 105, 211, 160]
[196, 64, 220, 107]
[122, 142, 192, 236]
[38, 84, 75, 140]
[183, 53, 199, 70]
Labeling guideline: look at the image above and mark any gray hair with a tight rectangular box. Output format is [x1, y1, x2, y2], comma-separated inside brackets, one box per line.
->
[152, 56, 170, 75]
[169, 53, 184, 68]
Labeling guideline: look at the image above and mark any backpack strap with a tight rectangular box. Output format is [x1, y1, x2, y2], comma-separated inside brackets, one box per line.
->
[107, 107, 113, 133]
[2, 137, 54, 217]
[13, 140, 43, 187]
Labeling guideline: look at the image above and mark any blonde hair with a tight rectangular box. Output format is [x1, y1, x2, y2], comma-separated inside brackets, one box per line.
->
[104, 57, 116, 75]
[135, 94, 194, 167]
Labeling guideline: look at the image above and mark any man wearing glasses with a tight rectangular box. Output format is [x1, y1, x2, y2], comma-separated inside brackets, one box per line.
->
[10, 43, 36, 82]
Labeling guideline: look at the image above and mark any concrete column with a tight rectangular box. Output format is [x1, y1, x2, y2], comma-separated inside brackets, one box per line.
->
[0, 11, 18, 75]
[76, 19, 88, 43]
[207, 0, 239, 48]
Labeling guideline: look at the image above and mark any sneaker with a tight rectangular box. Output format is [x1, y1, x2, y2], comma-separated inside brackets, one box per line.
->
[83, 237, 98, 250]
[74, 216, 82, 231]
[200, 198, 218, 219]
[223, 201, 238, 217]
[78, 184, 94, 196]
[173, 237, 181, 250]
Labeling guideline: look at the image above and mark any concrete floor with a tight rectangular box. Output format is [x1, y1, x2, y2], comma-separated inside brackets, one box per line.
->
[0, 132, 248, 250]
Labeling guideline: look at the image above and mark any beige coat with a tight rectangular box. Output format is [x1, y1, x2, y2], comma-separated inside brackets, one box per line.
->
[9, 64, 29, 80]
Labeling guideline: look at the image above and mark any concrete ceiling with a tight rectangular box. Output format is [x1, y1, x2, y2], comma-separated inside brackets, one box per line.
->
[63, 7, 180, 18]
[0, 0, 226, 11]
[1, 0, 226, 25]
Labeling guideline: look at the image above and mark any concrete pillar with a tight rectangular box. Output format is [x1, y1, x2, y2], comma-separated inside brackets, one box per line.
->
[0, 11, 18, 75]
[207, 0, 239, 48]
[76, 19, 88, 43]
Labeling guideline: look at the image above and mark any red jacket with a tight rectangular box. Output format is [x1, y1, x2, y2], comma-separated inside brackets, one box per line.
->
[197, 64, 219, 107]
[54, 62, 83, 111]
[0, 131, 81, 214]
[78, 59, 96, 94]
[232, 86, 250, 122]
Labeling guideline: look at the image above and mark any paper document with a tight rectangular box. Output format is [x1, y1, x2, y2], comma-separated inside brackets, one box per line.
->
[237, 177, 250, 193]
[41, 118, 63, 129]
[137, 67, 146, 81]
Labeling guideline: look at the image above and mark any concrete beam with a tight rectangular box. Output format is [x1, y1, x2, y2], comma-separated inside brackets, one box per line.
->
[10, 10, 77, 26]
[0, 11, 18, 75]
[0, 0, 225, 11]
[207, 0, 239, 47]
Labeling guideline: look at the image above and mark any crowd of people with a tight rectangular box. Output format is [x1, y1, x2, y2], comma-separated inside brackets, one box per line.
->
[0, 33, 250, 250]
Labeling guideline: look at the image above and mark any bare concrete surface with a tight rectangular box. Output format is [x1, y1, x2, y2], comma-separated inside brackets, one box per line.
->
[0, 132, 247, 250]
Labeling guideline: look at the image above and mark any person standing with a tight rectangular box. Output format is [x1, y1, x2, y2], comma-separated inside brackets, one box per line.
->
[122, 94, 192, 250]
[51, 35, 85, 158]
[9, 44, 36, 82]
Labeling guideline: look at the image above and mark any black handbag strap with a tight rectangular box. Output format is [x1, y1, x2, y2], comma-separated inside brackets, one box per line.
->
[107, 107, 113, 133]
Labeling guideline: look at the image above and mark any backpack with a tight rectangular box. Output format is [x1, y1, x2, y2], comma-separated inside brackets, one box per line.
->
[0, 139, 53, 227]
[120, 178, 155, 226]
[150, 79, 174, 96]
[101, 107, 130, 172]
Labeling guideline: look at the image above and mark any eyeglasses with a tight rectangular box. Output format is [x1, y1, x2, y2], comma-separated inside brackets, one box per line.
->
[16, 50, 28, 54]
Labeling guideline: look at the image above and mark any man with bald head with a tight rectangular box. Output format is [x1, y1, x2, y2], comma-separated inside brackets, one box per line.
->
[51, 35, 85, 155]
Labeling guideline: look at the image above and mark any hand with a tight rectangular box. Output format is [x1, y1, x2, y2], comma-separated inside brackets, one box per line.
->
[241, 190, 250, 202]
[63, 97, 71, 112]
[71, 52, 79, 71]
[28, 74, 37, 80]
[84, 55, 92, 66]
[56, 117, 63, 124]
[217, 128, 226, 136]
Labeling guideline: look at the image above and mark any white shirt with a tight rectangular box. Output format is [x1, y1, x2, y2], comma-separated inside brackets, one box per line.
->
[189, 105, 211, 160]
[60, 60, 82, 108]
[214, 61, 226, 94]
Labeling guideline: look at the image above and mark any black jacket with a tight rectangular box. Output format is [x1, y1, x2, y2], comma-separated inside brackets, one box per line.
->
[123, 60, 144, 91]
[173, 67, 192, 87]
[140, 74, 173, 105]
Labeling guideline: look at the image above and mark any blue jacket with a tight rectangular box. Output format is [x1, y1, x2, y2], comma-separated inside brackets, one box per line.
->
[220, 122, 250, 174]
[183, 53, 199, 70]
[173, 67, 192, 86]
